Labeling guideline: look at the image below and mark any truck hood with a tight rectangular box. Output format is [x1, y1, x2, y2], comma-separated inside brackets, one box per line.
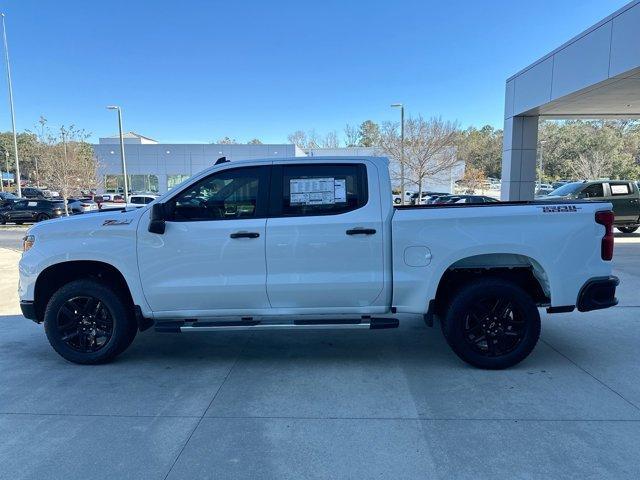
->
[27, 207, 144, 238]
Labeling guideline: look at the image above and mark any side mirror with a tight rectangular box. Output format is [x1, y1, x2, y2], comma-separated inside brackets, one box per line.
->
[148, 203, 166, 234]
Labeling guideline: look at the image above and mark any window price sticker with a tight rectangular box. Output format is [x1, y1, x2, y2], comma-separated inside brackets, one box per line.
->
[290, 177, 347, 205]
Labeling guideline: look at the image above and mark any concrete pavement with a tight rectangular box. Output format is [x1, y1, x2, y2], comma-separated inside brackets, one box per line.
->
[0, 238, 639, 479]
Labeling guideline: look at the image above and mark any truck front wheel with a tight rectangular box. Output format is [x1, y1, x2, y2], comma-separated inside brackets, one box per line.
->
[44, 279, 137, 364]
[441, 278, 541, 369]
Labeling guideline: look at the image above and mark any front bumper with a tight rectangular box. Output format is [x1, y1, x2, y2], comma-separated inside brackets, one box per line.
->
[577, 276, 619, 312]
[20, 301, 38, 322]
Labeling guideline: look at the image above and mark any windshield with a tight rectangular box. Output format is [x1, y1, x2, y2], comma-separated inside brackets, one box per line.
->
[549, 182, 583, 196]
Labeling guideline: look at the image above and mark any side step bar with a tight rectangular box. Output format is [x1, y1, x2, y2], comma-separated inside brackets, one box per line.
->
[156, 318, 399, 333]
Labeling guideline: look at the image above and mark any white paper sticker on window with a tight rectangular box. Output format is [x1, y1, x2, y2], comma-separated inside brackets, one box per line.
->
[290, 177, 347, 205]
[27, 201, 37, 207]
[611, 184, 629, 195]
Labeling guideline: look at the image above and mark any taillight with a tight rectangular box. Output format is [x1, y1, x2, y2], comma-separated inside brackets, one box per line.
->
[595, 210, 614, 260]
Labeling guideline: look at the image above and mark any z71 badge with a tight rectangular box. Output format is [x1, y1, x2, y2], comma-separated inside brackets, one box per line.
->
[103, 218, 133, 226]
[540, 205, 580, 213]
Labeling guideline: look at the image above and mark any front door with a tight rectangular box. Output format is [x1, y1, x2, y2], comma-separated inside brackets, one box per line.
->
[137, 165, 271, 316]
[7, 200, 33, 222]
[265, 162, 384, 310]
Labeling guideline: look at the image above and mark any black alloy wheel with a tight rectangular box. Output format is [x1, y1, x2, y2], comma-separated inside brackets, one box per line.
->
[442, 278, 541, 369]
[44, 279, 138, 364]
[462, 297, 525, 357]
[56, 296, 114, 353]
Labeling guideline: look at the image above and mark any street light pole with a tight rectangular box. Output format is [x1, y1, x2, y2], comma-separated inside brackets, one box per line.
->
[391, 103, 405, 205]
[0, 147, 4, 193]
[1, 14, 21, 198]
[107, 105, 129, 202]
[61, 128, 70, 216]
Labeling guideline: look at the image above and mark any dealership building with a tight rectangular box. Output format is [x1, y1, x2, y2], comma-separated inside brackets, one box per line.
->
[502, 0, 640, 200]
[94, 133, 462, 194]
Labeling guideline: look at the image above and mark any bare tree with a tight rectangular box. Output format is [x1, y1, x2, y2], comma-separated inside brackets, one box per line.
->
[306, 130, 321, 149]
[247, 138, 263, 145]
[287, 130, 307, 148]
[322, 130, 340, 148]
[379, 116, 461, 199]
[39, 124, 99, 215]
[571, 150, 613, 179]
[344, 124, 359, 147]
[216, 136, 237, 144]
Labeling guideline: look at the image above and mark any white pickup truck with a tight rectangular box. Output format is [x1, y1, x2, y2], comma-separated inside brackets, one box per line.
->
[18, 157, 619, 369]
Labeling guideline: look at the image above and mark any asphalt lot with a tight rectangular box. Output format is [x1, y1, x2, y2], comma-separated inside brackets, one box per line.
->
[0, 228, 640, 479]
[0, 226, 25, 250]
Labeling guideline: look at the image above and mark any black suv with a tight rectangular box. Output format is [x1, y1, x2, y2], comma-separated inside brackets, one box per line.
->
[0, 199, 67, 224]
[544, 180, 640, 233]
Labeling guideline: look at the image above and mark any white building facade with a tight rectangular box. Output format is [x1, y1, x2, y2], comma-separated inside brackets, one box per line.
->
[95, 133, 462, 195]
[94, 133, 303, 194]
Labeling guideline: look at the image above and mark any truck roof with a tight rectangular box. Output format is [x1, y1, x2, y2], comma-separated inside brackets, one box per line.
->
[229, 155, 389, 165]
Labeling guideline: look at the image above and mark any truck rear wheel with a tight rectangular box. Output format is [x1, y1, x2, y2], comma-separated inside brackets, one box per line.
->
[44, 279, 137, 364]
[617, 226, 638, 234]
[441, 278, 541, 369]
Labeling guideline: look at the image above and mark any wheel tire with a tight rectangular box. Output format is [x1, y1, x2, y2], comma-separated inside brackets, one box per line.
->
[441, 278, 541, 370]
[44, 279, 137, 364]
[35, 213, 50, 222]
[617, 226, 638, 234]
[394, 198, 401, 205]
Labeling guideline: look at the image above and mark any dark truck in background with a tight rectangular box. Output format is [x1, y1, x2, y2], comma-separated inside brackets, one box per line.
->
[541, 180, 640, 233]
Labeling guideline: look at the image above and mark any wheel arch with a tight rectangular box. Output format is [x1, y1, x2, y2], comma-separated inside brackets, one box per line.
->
[33, 260, 135, 323]
[430, 253, 550, 318]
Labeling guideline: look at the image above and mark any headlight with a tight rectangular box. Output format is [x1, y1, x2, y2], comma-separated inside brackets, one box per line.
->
[23, 234, 35, 252]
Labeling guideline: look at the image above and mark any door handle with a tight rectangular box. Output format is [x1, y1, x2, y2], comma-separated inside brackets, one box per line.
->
[346, 228, 376, 235]
[230, 232, 260, 239]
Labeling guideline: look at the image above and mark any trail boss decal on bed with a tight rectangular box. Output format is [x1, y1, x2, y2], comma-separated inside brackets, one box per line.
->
[102, 218, 133, 226]
[539, 205, 581, 213]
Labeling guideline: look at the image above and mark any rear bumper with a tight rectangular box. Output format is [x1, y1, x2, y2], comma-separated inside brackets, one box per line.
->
[577, 276, 619, 312]
[20, 301, 38, 322]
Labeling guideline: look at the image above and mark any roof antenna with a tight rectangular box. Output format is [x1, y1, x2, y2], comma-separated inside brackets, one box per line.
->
[215, 156, 229, 165]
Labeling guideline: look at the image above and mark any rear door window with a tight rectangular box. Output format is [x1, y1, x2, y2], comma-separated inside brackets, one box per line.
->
[609, 182, 631, 196]
[273, 163, 368, 217]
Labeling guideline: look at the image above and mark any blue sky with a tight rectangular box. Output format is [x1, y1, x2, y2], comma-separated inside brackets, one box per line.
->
[0, 0, 631, 144]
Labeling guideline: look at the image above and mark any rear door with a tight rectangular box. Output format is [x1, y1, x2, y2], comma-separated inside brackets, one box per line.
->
[14, 200, 37, 221]
[265, 161, 384, 310]
[607, 181, 639, 223]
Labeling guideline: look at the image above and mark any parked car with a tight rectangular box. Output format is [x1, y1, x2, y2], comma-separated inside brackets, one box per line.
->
[542, 180, 640, 233]
[21, 187, 50, 199]
[94, 194, 125, 210]
[19, 156, 618, 370]
[444, 195, 500, 204]
[535, 183, 555, 196]
[411, 191, 448, 205]
[425, 194, 453, 204]
[0, 191, 19, 208]
[127, 194, 159, 208]
[66, 198, 99, 213]
[1, 199, 68, 224]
